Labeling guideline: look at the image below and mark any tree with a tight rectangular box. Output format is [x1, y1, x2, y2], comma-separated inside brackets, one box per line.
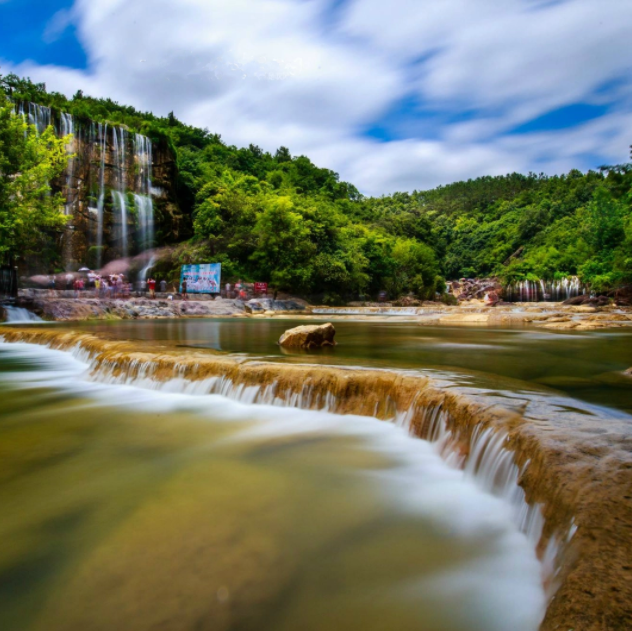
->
[250, 196, 314, 290]
[0, 93, 69, 265]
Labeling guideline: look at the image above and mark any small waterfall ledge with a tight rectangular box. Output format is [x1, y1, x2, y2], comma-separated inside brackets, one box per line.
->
[1, 327, 631, 630]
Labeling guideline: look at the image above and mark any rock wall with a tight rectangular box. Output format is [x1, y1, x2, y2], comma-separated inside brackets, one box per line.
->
[19, 102, 190, 270]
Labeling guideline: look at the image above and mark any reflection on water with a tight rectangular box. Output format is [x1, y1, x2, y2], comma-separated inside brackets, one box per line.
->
[73, 318, 632, 414]
[0, 342, 544, 631]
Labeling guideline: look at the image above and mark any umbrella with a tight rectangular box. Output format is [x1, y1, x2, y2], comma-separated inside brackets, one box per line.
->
[78, 267, 91, 272]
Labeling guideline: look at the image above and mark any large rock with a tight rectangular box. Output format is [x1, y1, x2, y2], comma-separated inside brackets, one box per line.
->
[278, 323, 336, 348]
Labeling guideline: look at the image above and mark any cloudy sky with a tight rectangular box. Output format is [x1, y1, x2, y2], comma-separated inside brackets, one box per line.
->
[2, 0, 631, 195]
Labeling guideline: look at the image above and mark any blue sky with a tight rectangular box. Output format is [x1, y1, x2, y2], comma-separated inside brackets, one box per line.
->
[2, 0, 631, 195]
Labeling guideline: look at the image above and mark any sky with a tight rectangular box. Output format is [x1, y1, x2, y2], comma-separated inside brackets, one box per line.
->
[1, 0, 632, 196]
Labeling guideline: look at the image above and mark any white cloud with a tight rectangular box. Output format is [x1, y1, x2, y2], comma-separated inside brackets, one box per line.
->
[6, 0, 632, 194]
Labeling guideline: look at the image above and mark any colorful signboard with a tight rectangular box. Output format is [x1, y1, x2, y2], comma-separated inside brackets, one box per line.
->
[180, 263, 221, 294]
[254, 282, 268, 295]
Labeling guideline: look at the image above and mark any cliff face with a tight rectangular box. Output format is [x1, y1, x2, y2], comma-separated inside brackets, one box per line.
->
[20, 102, 190, 270]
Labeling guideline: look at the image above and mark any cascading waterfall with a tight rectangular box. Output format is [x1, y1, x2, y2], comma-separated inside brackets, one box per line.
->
[14, 101, 156, 268]
[95, 122, 108, 268]
[18, 102, 52, 134]
[111, 126, 129, 259]
[505, 276, 585, 302]
[59, 112, 76, 216]
[134, 133, 155, 254]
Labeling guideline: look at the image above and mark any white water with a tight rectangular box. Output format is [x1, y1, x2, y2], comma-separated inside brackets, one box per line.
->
[138, 254, 156, 282]
[0, 338, 546, 630]
[506, 277, 585, 302]
[18, 102, 52, 134]
[95, 122, 108, 268]
[134, 134, 155, 252]
[2, 307, 43, 323]
[59, 112, 76, 216]
[313, 307, 424, 316]
[11, 337, 560, 587]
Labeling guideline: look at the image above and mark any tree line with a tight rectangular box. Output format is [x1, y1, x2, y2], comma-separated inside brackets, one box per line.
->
[1, 73, 630, 299]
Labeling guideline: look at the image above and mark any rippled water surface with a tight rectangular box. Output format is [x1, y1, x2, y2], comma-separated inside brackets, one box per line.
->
[0, 340, 545, 631]
[73, 318, 632, 414]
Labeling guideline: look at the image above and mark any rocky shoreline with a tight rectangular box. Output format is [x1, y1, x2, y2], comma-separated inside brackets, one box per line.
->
[3, 291, 632, 330]
[6, 291, 308, 321]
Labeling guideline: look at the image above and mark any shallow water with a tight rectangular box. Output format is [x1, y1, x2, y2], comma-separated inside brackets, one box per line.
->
[0, 341, 545, 631]
[72, 318, 632, 414]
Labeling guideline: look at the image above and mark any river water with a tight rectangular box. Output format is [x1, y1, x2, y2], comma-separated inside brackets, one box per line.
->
[73, 318, 632, 414]
[1, 318, 630, 631]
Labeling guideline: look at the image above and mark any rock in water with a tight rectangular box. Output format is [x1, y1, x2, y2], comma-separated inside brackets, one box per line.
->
[278, 323, 336, 348]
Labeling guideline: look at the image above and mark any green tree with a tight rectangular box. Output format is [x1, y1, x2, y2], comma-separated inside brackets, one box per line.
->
[250, 196, 315, 290]
[0, 93, 69, 265]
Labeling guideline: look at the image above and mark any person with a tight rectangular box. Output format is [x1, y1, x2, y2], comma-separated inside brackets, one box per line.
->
[94, 276, 101, 298]
[225, 282, 231, 299]
[181, 278, 188, 301]
[160, 279, 167, 294]
[148, 277, 156, 299]
[65, 272, 73, 291]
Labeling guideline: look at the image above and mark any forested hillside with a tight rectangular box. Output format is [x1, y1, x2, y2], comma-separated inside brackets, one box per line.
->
[2, 73, 631, 299]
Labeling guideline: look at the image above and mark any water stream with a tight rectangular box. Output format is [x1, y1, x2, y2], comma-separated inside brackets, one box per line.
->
[0, 339, 545, 631]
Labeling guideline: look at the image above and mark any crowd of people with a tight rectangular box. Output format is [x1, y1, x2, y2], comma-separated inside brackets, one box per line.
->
[43, 272, 172, 300]
[40, 273, 273, 302]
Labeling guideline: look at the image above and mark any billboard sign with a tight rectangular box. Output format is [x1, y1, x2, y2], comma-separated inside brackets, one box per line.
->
[254, 282, 268, 295]
[180, 263, 221, 294]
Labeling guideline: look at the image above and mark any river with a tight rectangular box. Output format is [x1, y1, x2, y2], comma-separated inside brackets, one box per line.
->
[1, 318, 631, 630]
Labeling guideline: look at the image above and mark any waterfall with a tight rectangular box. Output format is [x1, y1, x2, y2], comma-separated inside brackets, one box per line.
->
[13, 101, 157, 269]
[134, 133, 154, 253]
[95, 122, 108, 268]
[2, 306, 43, 323]
[59, 113, 76, 216]
[111, 127, 129, 259]
[18, 102, 52, 135]
[505, 277, 585, 302]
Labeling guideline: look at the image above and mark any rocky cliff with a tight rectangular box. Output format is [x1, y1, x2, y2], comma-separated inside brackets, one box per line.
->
[19, 102, 190, 271]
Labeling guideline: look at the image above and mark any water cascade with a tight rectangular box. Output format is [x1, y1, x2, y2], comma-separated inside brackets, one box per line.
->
[111, 126, 129, 259]
[59, 113, 76, 215]
[134, 133, 155, 253]
[93, 122, 108, 268]
[0, 336, 550, 631]
[2, 306, 43, 323]
[504, 276, 585, 302]
[312, 307, 424, 316]
[14, 102, 157, 269]
[1, 326, 631, 628]
[17, 101, 52, 134]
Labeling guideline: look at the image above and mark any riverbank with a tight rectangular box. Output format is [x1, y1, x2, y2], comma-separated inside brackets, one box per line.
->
[7, 291, 308, 321]
[7, 290, 632, 329]
[1, 326, 631, 630]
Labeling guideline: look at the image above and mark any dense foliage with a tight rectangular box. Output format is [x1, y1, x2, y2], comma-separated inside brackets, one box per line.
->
[2, 73, 631, 297]
[363, 168, 632, 292]
[0, 90, 69, 266]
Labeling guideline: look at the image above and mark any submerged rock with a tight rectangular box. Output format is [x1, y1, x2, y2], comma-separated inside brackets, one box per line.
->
[278, 323, 336, 348]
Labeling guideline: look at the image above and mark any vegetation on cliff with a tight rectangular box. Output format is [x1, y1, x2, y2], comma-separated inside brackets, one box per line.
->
[2, 73, 631, 297]
[0, 91, 69, 266]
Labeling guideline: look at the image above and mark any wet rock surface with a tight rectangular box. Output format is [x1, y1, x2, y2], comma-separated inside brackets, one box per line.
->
[278, 323, 336, 348]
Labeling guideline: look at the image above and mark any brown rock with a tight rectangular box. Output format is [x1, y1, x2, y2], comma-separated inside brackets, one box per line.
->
[278, 323, 336, 348]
